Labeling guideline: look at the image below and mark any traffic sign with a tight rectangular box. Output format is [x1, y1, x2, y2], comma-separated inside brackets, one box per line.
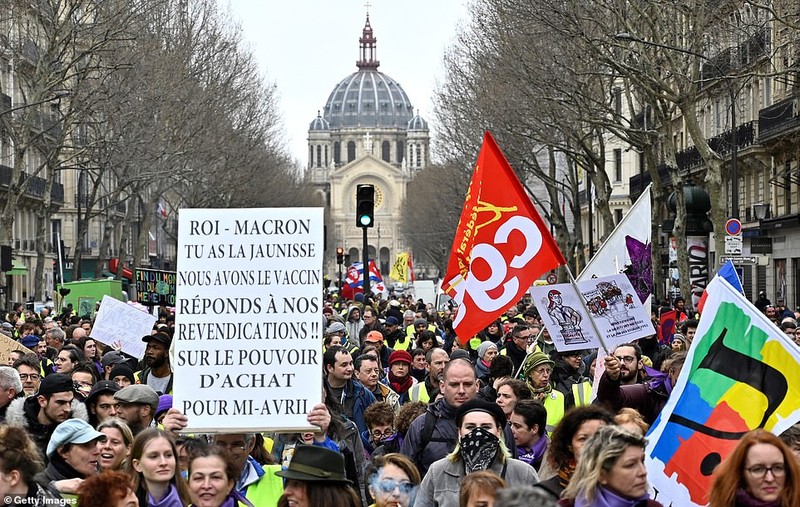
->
[546, 273, 557, 284]
[720, 255, 757, 265]
[725, 218, 742, 236]
[724, 236, 742, 255]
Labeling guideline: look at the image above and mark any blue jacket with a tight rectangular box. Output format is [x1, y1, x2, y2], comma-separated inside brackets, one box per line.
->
[338, 379, 377, 435]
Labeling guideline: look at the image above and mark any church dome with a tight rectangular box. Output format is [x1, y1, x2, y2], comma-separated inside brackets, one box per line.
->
[407, 111, 428, 131]
[320, 13, 414, 130]
[309, 112, 330, 131]
[323, 70, 414, 129]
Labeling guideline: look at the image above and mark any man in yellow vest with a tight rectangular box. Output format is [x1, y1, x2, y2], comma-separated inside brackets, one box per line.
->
[408, 347, 449, 403]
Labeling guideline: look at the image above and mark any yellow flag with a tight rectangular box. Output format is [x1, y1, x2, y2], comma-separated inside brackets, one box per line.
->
[390, 252, 409, 283]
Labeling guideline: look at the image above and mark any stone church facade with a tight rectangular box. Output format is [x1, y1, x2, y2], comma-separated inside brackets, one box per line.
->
[307, 13, 430, 279]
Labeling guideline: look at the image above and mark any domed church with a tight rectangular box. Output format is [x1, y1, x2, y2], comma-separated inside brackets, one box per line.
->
[308, 11, 430, 279]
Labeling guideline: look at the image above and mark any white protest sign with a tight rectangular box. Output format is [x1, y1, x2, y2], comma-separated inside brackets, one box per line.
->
[577, 274, 654, 350]
[91, 295, 155, 358]
[530, 282, 604, 352]
[174, 208, 324, 433]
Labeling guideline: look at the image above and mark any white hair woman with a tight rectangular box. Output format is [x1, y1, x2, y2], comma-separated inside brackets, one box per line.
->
[560, 425, 663, 507]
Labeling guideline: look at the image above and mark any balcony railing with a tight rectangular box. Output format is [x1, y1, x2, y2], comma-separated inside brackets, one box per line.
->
[699, 29, 770, 89]
[0, 164, 64, 204]
[758, 95, 800, 143]
[675, 120, 757, 171]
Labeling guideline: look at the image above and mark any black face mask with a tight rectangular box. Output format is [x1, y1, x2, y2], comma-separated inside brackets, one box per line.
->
[460, 427, 500, 474]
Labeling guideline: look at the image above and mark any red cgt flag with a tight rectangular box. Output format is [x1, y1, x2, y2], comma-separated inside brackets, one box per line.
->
[442, 132, 566, 342]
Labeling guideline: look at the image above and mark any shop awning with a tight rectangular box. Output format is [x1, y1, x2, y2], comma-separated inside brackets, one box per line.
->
[7, 261, 27, 276]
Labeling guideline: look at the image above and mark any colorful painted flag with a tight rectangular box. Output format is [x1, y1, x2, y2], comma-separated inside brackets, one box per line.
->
[390, 252, 410, 284]
[658, 309, 676, 345]
[645, 276, 800, 506]
[408, 252, 416, 282]
[697, 260, 744, 314]
[442, 132, 565, 342]
[343, 260, 386, 298]
[156, 201, 168, 219]
[578, 184, 652, 305]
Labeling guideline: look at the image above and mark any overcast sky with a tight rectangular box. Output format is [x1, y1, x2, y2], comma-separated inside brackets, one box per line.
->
[225, 0, 471, 165]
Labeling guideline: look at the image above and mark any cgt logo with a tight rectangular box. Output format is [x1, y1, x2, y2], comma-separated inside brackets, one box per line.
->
[448, 215, 543, 329]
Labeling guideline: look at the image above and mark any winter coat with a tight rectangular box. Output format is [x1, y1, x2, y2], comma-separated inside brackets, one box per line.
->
[5, 396, 89, 462]
[345, 306, 365, 341]
[595, 372, 669, 425]
[416, 455, 539, 507]
[399, 398, 459, 475]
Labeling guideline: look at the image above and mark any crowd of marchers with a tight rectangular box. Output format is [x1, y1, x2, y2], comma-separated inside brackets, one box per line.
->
[1, 292, 799, 507]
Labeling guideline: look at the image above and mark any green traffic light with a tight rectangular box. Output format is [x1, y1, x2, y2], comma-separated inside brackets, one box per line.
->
[359, 215, 372, 227]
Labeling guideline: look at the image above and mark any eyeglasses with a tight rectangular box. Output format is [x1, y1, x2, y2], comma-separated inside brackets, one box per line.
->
[374, 479, 415, 495]
[615, 355, 637, 364]
[745, 464, 785, 478]
[216, 442, 248, 454]
[370, 428, 395, 439]
[19, 373, 40, 381]
[532, 367, 552, 375]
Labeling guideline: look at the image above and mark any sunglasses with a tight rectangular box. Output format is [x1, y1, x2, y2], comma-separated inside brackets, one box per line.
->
[374, 479, 415, 495]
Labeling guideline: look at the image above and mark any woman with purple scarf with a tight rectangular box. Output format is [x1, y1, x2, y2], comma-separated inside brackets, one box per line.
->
[560, 425, 663, 507]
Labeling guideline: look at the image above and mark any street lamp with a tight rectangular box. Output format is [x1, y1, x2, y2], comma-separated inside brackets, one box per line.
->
[753, 203, 769, 221]
[0, 90, 70, 117]
[614, 32, 740, 219]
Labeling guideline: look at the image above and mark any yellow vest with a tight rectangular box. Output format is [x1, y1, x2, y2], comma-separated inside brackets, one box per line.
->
[243, 464, 283, 506]
[409, 382, 430, 403]
[572, 381, 592, 407]
[543, 390, 566, 435]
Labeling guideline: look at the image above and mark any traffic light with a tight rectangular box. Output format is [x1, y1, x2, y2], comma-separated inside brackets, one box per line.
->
[356, 184, 374, 228]
[0, 245, 11, 272]
[336, 247, 344, 265]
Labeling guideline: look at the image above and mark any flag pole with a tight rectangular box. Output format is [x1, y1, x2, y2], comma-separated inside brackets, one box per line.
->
[564, 264, 612, 353]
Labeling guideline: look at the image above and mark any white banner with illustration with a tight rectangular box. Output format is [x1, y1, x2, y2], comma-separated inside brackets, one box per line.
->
[531, 274, 654, 352]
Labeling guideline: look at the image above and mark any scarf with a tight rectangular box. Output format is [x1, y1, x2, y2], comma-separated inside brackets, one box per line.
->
[149, 483, 183, 507]
[530, 382, 553, 402]
[388, 371, 413, 394]
[556, 460, 576, 490]
[460, 428, 500, 474]
[575, 486, 651, 507]
[516, 435, 549, 467]
[734, 487, 781, 507]
[643, 365, 673, 395]
[218, 488, 254, 507]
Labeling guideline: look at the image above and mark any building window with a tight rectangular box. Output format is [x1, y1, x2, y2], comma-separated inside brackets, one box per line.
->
[324, 145, 328, 167]
[614, 208, 623, 224]
[309, 146, 313, 167]
[396, 141, 404, 163]
[613, 87, 622, 117]
[347, 141, 356, 162]
[416, 145, 422, 167]
[316, 145, 322, 168]
[614, 149, 622, 182]
[334, 142, 340, 164]
[381, 141, 390, 162]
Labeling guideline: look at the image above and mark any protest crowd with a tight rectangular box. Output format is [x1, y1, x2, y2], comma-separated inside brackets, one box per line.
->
[2, 287, 800, 507]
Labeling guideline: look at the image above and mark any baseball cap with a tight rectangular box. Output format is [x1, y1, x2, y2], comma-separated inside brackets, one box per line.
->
[85, 380, 120, 406]
[114, 384, 159, 411]
[384, 316, 400, 326]
[143, 332, 171, 347]
[47, 419, 106, 457]
[326, 322, 346, 335]
[365, 331, 384, 343]
[101, 350, 128, 368]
